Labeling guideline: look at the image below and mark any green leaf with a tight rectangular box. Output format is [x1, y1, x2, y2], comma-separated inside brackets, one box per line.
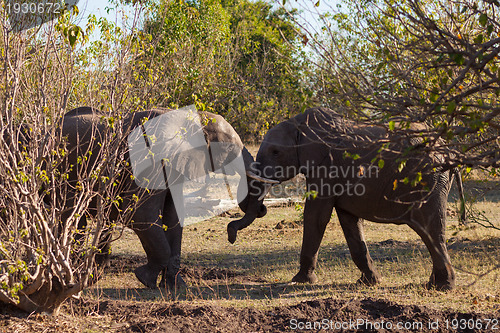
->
[378, 159, 385, 169]
[305, 190, 318, 200]
[416, 172, 422, 183]
[487, 24, 494, 35]
[447, 100, 457, 114]
[398, 160, 406, 172]
[430, 92, 439, 103]
[474, 34, 483, 44]
[452, 53, 464, 65]
[388, 121, 395, 131]
[282, 0, 286, 5]
[479, 13, 488, 27]
[315, 1, 320, 7]
[68, 25, 81, 47]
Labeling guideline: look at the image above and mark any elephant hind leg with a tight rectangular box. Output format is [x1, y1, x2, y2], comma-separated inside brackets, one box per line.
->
[158, 190, 186, 290]
[336, 208, 381, 286]
[409, 223, 455, 291]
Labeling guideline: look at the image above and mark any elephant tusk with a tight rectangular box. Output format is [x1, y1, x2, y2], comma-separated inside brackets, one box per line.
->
[258, 183, 273, 201]
[246, 171, 280, 184]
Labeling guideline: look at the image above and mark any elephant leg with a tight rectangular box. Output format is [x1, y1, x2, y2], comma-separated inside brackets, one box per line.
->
[95, 226, 112, 267]
[336, 208, 380, 286]
[159, 190, 186, 289]
[132, 192, 171, 289]
[134, 224, 171, 289]
[292, 197, 334, 283]
[409, 222, 455, 291]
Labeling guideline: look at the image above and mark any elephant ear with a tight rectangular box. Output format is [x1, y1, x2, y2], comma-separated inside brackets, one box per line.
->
[208, 141, 244, 176]
[241, 146, 255, 173]
[128, 106, 214, 188]
[152, 108, 214, 182]
[164, 145, 212, 182]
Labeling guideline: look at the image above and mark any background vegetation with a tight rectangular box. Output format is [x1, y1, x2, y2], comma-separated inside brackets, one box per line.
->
[0, 0, 498, 314]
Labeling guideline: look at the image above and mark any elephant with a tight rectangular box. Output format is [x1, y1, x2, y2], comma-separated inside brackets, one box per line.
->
[229, 106, 465, 291]
[61, 106, 267, 289]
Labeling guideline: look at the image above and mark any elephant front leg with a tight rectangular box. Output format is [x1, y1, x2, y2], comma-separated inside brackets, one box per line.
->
[159, 190, 186, 289]
[133, 222, 171, 289]
[336, 208, 381, 286]
[292, 197, 334, 283]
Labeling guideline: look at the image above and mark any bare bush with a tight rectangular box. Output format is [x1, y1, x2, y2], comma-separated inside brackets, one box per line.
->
[0, 4, 147, 313]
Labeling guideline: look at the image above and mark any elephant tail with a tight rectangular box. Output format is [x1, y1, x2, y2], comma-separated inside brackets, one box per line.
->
[453, 169, 467, 224]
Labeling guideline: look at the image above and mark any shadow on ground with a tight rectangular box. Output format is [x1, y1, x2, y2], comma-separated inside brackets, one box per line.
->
[89, 237, 499, 303]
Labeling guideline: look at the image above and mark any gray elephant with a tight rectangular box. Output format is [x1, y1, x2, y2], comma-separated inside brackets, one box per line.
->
[62, 106, 266, 289]
[229, 107, 464, 291]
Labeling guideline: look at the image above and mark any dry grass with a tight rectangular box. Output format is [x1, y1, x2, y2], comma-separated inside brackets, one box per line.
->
[85, 199, 500, 314]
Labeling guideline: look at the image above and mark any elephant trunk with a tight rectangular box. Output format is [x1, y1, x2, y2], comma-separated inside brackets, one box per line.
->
[227, 196, 267, 244]
[229, 147, 277, 244]
[227, 213, 258, 244]
[229, 179, 272, 243]
[230, 145, 259, 243]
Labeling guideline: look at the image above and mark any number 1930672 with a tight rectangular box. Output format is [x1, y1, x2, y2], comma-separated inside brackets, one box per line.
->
[445, 318, 498, 330]
[6, 2, 62, 16]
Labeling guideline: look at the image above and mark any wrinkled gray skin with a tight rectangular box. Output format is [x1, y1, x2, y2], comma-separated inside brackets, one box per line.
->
[63, 107, 265, 289]
[228, 107, 460, 291]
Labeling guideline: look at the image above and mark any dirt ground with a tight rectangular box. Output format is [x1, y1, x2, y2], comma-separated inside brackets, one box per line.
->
[1, 288, 499, 332]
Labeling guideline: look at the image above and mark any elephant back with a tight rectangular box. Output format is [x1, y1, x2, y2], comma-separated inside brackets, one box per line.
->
[64, 106, 102, 117]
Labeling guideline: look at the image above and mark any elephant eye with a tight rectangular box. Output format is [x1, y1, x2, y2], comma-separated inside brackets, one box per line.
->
[272, 149, 279, 156]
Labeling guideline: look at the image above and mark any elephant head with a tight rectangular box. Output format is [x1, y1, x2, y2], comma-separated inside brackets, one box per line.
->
[226, 119, 299, 243]
[128, 107, 270, 225]
[202, 112, 271, 219]
[227, 108, 355, 243]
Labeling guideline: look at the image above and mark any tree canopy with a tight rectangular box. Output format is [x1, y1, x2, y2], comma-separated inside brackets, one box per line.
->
[129, 0, 314, 141]
[300, 0, 500, 170]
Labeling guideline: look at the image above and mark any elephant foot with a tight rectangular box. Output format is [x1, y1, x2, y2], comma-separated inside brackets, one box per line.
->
[159, 272, 187, 290]
[356, 272, 381, 286]
[426, 270, 455, 291]
[227, 226, 238, 244]
[292, 271, 318, 283]
[134, 264, 160, 289]
[426, 280, 454, 291]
